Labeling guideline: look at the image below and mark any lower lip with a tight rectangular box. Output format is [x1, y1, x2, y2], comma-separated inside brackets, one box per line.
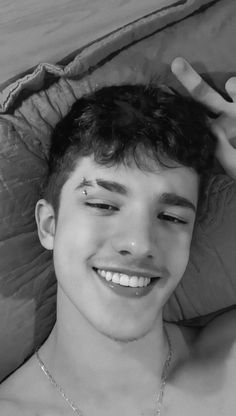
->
[94, 269, 159, 298]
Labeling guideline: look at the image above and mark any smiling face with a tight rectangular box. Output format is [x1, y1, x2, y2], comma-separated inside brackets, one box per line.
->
[37, 155, 198, 341]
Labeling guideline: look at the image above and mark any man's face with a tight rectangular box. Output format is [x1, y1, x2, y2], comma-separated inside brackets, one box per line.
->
[47, 156, 198, 341]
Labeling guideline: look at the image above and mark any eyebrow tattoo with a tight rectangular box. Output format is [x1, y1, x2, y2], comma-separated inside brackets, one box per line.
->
[159, 192, 196, 212]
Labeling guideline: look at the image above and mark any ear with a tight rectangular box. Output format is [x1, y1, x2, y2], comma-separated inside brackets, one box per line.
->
[35, 199, 56, 250]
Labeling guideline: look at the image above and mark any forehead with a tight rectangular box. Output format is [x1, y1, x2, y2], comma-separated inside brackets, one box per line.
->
[63, 156, 199, 204]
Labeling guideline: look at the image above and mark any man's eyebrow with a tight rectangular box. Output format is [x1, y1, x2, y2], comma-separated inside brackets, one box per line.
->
[159, 192, 196, 212]
[96, 179, 129, 195]
[76, 178, 129, 195]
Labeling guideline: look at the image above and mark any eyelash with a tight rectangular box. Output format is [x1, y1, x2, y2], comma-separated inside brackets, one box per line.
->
[85, 203, 187, 224]
[85, 202, 118, 212]
[158, 213, 187, 225]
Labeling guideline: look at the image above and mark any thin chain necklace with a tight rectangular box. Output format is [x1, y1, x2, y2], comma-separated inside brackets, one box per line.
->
[36, 327, 173, 416]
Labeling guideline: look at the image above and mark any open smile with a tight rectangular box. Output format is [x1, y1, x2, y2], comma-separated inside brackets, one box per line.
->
[93, 268, 160, 298]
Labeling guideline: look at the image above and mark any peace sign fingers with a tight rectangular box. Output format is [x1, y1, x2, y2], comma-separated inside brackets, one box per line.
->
[171, 57, 230, 114]
[171, 57, 236, 180]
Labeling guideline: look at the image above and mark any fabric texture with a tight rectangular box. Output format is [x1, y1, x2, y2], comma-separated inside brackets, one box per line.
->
[0, 0, 236, 381]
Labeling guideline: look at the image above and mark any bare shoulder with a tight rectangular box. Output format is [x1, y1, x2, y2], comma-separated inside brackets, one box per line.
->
[0, 354, 41, 416]
[170, 312, 236, 413]
[195, 309, 236, 369]
[0, 399, 31, 416]
[198, 309, 236, 347]
[0, 356, 33, 397]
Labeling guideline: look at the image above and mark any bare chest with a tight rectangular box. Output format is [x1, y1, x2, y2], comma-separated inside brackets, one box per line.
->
[163, 357, 236, 416]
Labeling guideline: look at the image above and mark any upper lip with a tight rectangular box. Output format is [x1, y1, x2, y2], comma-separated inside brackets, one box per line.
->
[94, 267, 160, 279]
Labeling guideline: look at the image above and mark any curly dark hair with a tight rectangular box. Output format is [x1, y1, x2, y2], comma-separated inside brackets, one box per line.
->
[45, 83, 216, 215]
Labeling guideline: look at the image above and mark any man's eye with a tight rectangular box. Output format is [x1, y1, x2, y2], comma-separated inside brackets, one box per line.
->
[85, 202, 118, 212]
[158, 213, 187, 225]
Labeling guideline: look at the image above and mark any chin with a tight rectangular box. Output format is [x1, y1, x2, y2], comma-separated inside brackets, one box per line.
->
[100, 327, 152, 343]
[93, 315, 157, 343]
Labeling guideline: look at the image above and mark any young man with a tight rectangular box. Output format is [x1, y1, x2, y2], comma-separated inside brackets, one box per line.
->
[0, 61, 236, 416]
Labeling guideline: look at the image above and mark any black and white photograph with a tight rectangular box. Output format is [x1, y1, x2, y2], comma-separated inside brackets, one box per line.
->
[0, 1, 236, 415]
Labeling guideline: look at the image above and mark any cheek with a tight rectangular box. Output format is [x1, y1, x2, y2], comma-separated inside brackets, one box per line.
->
[53, 213, 109, 269]
[161, 229, 192, 278]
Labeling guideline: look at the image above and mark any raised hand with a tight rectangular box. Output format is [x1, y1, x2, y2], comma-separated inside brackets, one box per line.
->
[171, 57, 236, 180]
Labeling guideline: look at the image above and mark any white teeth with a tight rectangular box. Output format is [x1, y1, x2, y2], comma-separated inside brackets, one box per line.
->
[138, 277, 145, 287]
[105, 271, 112, 282]
[119, 274, 129, 286]
[100, 270, 107, 278]
[144, 277, 150, 286]
[112, 273, 120, 284]
[97, 269, 151, 288]
[129, 276, 138, 287]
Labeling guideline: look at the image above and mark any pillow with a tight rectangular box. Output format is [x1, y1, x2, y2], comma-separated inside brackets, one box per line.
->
[1, 0, 236, 381]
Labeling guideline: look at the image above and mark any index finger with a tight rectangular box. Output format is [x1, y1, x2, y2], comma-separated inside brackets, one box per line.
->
[171, 57, 227, 114]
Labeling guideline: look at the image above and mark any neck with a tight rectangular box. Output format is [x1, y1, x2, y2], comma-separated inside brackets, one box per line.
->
[41, 288, 168, 396]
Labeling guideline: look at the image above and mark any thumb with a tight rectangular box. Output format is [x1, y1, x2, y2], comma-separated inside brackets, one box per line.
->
[225, 77, 236, 103]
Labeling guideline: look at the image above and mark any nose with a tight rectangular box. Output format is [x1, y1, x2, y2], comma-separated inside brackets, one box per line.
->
[111, 214, 157, 259]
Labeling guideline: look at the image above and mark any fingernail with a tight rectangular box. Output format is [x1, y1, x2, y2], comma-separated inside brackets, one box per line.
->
[171, 57, 188, 73]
